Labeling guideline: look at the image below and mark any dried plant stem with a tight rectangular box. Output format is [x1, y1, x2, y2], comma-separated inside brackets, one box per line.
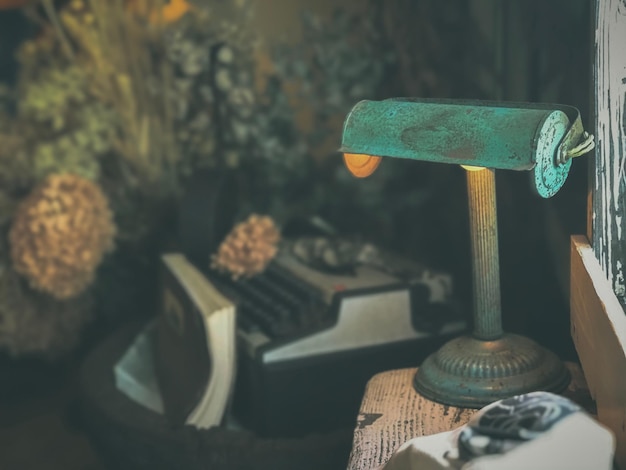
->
[78, 0, 177, 186]
[42, 0, 75, 60]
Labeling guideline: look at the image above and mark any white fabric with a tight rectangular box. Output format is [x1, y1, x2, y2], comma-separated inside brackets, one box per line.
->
[376, 392, 615, 470]
[462, 413, 614, 470]
[375, 429, 464, 470]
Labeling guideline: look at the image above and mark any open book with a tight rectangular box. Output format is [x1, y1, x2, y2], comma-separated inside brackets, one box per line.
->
[154, 253, 236, 429]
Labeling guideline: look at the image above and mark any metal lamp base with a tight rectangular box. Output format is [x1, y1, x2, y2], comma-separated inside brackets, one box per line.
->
[413, 333, 570, 408]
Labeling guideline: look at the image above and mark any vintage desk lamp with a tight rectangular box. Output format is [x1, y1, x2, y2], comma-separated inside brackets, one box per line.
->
[341, 98, 594, 407]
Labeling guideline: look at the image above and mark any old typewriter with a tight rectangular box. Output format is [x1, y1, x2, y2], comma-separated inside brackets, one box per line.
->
[177, 170, 467, 437]
[203, 237, 466, 437]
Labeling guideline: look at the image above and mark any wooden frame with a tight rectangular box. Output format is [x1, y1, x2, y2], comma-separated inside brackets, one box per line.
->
[571, 236, 626, 469]
[571, 0, 626, 468]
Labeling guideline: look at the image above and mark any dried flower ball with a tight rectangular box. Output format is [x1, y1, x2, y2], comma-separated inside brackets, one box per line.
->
[211, 214, 280, 280]
[9, 173, 116, 299]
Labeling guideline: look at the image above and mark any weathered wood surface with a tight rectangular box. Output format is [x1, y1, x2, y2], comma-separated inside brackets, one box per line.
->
[571, 235, 626, 470]
[347, 362, 590, 470]
[593, 0, 626, 303]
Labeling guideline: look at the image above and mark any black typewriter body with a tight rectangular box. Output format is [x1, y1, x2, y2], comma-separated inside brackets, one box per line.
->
[205, 245, 466, 438]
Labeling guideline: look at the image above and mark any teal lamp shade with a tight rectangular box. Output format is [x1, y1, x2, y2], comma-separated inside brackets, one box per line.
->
[341, 98, 588, 198]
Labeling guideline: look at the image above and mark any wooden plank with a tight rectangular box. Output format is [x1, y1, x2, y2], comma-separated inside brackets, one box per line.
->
[571, 234, 626, 469]
[592, 0, 626, 303]
[347, 363, 590, 470]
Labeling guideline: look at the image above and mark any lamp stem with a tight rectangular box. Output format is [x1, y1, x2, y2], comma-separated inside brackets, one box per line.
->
[466, 168, 503, 340]
[414, 167, 569, 406]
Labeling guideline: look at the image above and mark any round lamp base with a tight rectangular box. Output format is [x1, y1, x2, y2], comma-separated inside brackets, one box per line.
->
[413, 333, 570, 408]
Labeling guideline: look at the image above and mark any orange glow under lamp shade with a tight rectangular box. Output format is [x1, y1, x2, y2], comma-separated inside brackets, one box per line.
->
[343, 153, 382, 178]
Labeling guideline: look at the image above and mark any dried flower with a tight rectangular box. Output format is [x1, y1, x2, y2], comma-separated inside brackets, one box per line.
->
[211, 214, 280, 279]
[9, 173, 116, 299]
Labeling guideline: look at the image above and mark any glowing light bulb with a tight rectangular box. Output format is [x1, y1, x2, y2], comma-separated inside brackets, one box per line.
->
[461, 165, 487, 172]
[343, 153, 382, 178]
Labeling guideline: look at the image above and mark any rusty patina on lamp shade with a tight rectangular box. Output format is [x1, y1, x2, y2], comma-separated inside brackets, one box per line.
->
[341, 98, 586, 198]
[340, 98, 593, 408]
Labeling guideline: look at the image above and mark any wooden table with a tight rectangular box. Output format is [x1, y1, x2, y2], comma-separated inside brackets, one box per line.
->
[347, 362, 590, 470]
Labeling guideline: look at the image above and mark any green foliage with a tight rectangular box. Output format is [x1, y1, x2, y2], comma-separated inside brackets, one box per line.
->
[12, 63, 117, 183]
[230, 9, 395, 227]
[31, 104, 115, 181]
[19, 65, 88, 131]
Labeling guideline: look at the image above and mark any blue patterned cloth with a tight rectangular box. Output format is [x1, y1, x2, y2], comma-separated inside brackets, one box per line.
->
[458, 392, 581, 459]
[377, 391, 614, 470]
